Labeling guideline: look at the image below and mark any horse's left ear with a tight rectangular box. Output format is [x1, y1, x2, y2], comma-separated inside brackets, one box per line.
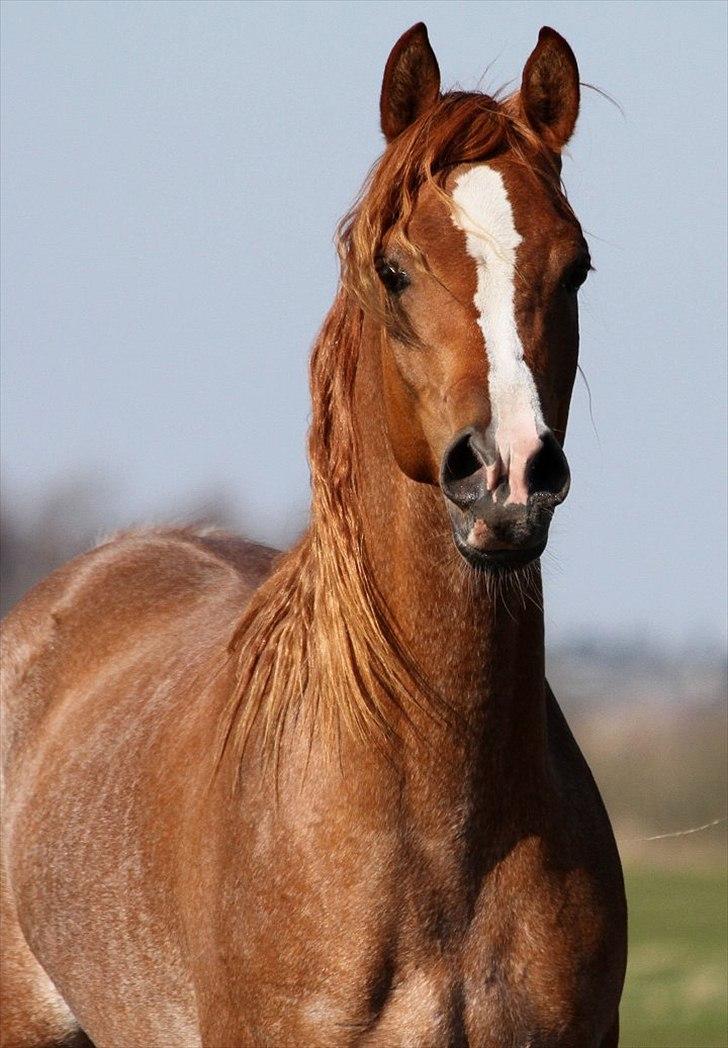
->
[518, 27, 580, 151]
[380, 23, 441, 142]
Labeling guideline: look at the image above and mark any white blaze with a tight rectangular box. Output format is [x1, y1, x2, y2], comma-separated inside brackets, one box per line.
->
[451, 165, 545, 505]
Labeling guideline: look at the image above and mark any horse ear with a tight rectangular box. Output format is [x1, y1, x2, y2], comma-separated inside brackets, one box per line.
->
[518, 27, 580, 151]
[380, 23, 441, 142]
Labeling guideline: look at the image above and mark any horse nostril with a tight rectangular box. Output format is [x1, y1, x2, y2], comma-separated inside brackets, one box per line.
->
[442, 432, 481, 484]
[441, 430, 486, 509]
[527, 431, 570, 502]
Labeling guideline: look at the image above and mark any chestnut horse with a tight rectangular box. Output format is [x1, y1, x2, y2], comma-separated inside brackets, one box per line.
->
[1, 24, 627, 1048]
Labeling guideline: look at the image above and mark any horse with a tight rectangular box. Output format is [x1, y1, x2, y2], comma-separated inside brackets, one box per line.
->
[1, 23, 627, 1048]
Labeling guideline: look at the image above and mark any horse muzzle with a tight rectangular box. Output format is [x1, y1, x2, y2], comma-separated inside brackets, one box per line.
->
[440, 425, 570, 571]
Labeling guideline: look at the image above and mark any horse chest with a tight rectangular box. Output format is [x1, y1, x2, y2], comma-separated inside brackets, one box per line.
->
[332, 886, 614, 1047]
[231, 834, 620, 1048]
[278, 917, 615, 1048]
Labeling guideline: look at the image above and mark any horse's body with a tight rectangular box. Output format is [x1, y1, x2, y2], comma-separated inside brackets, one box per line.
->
[2, 24, 626, 1048]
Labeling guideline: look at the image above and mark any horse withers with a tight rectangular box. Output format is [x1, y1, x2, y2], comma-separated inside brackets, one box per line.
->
[1, 24, 627, 1048]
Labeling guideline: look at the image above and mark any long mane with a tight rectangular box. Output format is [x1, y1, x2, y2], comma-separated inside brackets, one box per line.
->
[218, 90, 558, 772]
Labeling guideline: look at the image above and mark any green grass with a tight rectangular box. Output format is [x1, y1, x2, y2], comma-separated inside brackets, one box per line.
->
[621, 866, 728, 1047]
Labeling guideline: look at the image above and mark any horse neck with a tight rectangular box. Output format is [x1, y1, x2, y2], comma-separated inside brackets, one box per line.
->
[350, 315, 549, 793]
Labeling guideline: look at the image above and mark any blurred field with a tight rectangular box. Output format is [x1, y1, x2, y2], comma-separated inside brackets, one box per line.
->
[566, 700, 728, 1047]
[621, 866, 727, 1048]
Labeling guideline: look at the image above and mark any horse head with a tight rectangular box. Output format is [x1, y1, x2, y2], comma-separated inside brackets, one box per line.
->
[343, 24, 588, 572]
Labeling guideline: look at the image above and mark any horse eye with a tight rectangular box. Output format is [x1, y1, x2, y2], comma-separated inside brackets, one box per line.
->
[375, 257, 410, 295]
[561, 259, 591, 294]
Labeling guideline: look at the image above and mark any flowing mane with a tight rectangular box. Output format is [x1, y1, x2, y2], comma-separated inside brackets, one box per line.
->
[219, 290, 426, 774]
[218, 90, 560, 772]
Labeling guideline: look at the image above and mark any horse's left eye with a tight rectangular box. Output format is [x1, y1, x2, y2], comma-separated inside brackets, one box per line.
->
[375, 257, 410, 295]
[561, 258, 591, 294]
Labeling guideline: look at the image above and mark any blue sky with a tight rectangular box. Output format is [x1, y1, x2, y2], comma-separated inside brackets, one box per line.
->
[2, 0, 726, 647]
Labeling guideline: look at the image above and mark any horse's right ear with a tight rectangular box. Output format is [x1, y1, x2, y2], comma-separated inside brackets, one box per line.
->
[380, 23, 441, 142]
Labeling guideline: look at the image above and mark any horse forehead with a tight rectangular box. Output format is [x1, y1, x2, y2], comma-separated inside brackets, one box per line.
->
[408, 165, 533, 313]
[411, 161, 567, 282]
[447, 160, 567, 250]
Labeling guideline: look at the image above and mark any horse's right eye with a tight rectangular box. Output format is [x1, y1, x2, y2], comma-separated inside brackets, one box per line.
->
[375, 258, 410, 295]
